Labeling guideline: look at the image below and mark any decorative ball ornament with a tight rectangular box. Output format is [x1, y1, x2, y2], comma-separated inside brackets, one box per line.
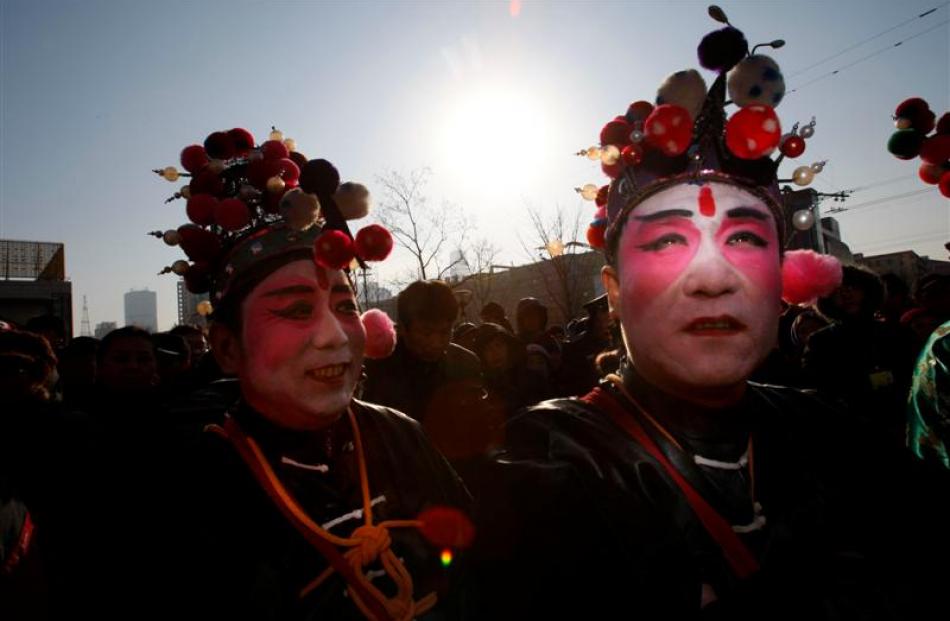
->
[313, 229, 356, 270]
[937, 112, 950, 136]
[268, 128, 284, 142]
[184, 262, 212, 294]
[940, 171, 950, 199]
[697, 26, 749, 73]
[177, 225, 222, 263]
[600, 117, 632, 148]
[920, 135, 950, 165]
[196, 300, 214, 316]
[266, 176, 286, 194]
[644, 104, 693, 156]
[586, 224, 606, 249]
[799, 124, 815, 140]
[180, 185, 192, 199]
[279, 188, 321, 231]
[162, 166, 180, 182]
[600, 144, 621, 166]
[595, 185, 609, 207]
[261, 140, 290, 161]
[792, 166, 815, 186]
[727, 55, 786, 108]
[919, 162, 946, 185]
[579, 183, 599, 201]
[724, 105, 781, 159]
[162, 229, 181, 246]
[629, 128, 645, 143]
[781, 250, 843, 305]
[354, 224, 394, 261]
[207, 159, 226, 174]
[361, 309, 396, 360]
[180, 145, 209, 173]
[895, 118, 913, 130]
[282, 138, 297, 153]
[810, 161, 826, 174]
[586, 147, 602, 161]
[792, 208, 815, 230]
[780, 134, 806, 158]
[171, 260, 190, 275]
[190, 170, 224, 196]
[886, 129, 924, 160]
[894, 98, 936, 133]
[601, 161, 623, 179]
[204, 131, 236, 160]
[656, 69, 707, 120]
[228, 128, 255, 155]
[186, 194, 218, 225]
[621, 143, 644, 166]
[214, 198, 251, 231]
[625, 100, 654, 124]
[335, 182, 371, 220]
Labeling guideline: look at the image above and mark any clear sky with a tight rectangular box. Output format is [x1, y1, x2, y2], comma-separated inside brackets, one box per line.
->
[1, 0, 948, 331]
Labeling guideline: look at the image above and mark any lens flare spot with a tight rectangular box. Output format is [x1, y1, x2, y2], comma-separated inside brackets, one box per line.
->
[440, 549, 453, 567]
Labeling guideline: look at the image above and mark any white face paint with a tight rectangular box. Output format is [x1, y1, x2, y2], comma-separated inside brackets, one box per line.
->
[603, 181, 782, 404]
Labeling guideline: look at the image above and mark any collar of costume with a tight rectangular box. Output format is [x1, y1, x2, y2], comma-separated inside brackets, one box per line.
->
[573, 5, 828, 259]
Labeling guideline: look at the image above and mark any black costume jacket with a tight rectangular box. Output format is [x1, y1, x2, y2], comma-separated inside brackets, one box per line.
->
[472, 366, 949, 620]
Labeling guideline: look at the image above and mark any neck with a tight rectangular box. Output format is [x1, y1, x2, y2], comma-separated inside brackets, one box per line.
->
[629, 363, 747, 409]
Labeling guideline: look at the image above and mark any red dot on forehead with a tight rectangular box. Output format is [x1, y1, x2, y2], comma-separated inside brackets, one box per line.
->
[698, 186, 716, 217]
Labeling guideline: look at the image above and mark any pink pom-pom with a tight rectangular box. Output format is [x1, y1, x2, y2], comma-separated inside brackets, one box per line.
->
[781, 250, 843, 305]
[361, 309, 396, 359]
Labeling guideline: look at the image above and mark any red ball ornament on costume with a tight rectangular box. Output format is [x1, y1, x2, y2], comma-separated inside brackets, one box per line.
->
[227, 128, 255, 155]
[725, 105, 781, 160]
[361, 309, 396, 360]
[177, 225, 222, 263]
[313, 229, 355, 270]
[418, 505, 475, 550]
[354, 224, 394, 262]
[919, 162, 946, 185]
[644, 104, 693, 156]
[204, 131, 236, 160]
[895, 98, 935, 133]
[186, 194, 218, 226]
[594, 205, 607, 221]
[586, 224, 606, 249]
[189, 170, 224, 196]
[595, 185, 609, 207]
[288, 151, 308, 170]
[625, 100, 654, 124]
[261, 140, 290, 160]
[780, 135, 806, 158]
[274, 157, 300, 183]
[621, 143, 644, 166]
[180, 145, 209, 173]
[600, 117, 632, 148]
[940, 171, 950, 199]
[247, 158, 271, 189]
[214, 198, 251, 231]
[937, 112, 950, 136]
[919, 135, 950, 165]
[183, 262, 212, 294]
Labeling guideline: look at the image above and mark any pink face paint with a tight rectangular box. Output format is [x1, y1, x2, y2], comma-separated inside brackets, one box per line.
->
[315, 265, 329, 291]
[698, 186, 716, 217]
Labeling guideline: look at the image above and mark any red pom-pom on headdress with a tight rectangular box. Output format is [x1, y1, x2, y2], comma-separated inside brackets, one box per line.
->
[781, 250, 843, 305]
[361, 308, 396, 360]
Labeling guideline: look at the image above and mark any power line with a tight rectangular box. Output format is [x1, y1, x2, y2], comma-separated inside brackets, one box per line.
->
[786, 4, 947, 79]
[854, 231, 949, 252]
[827, 188, 934, 213]
[787, 18, 950, 95]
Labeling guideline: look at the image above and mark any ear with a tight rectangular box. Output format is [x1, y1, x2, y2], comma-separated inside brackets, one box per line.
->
[209, 322, 243, 375]
[602, 265, 621, 319]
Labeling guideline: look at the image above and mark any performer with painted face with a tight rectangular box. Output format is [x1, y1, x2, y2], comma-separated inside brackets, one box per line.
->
[473, 7, 949, 619]
[144, 129, 472, 620]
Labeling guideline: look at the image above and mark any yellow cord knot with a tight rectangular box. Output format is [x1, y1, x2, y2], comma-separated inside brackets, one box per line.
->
[351, 524, 392, 566]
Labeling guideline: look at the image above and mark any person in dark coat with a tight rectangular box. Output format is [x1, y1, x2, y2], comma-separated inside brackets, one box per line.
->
[471, 12, 950, 618]
[557, 293, 613, 397]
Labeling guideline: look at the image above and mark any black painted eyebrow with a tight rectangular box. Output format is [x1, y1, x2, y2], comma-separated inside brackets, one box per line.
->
[331, 284, 354, 295]
[725, 207, 770, 221]
[261, 284, 314, 298]
[633, 209, 694, 222]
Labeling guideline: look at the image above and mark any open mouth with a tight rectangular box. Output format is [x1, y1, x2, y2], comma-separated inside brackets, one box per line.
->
[306, 363, 348, 381]
[684, 315, 746, 335]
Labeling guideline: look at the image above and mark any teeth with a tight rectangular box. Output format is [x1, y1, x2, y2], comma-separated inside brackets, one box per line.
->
[310, 364, 346, 378]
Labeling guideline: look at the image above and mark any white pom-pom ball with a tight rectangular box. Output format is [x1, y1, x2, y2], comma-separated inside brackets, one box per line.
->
[656, 69, 707, 121]
[727, 55, 785, 108]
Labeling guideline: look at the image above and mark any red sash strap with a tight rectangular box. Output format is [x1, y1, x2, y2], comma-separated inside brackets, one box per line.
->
[209, 419, 394, 621]
[1, 509, 34, 576]
[583, 387, 760, 579]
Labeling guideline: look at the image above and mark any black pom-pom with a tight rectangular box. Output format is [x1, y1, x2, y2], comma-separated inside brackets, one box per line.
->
[299, 159, 340, 199]
[204, 131, 236, 160]
[887, 129, 924, 160]
[697, 27, 748, 72]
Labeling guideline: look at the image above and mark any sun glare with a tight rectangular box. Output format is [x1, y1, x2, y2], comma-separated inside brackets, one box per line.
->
[439, 83, 551, 197]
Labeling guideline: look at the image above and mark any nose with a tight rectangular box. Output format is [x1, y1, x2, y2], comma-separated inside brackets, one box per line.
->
[681, 243, 742, 299]
[309, 310, 349, 350]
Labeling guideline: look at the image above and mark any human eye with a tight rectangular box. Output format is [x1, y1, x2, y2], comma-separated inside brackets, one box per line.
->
[270, 300, 314, 320]
[638, 233, 687, 251]
[335, 297, 359, 316]
[726, 231, 767, 247]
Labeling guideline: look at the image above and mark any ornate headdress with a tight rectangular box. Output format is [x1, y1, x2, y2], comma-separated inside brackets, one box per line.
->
[575, 5, 829, 259]
[150, 127, 394, 310]
[886, 97, 950, 198]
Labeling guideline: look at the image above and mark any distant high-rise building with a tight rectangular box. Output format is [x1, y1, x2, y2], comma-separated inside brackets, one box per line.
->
[124, 289, 157, 332]
[94, 321, 117, 339]
[0, 239, 73, 338]
[177, 279, 209, 327]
